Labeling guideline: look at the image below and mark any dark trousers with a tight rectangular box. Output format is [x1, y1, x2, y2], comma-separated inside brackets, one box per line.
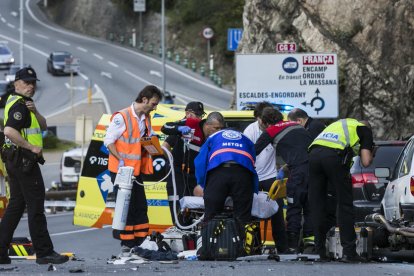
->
[259, 178, 288, 252]
[309, 147, 356, 256]
[166, 166, 197, 225]
[203, 165, 253, 224]
[285, 163, 313, 236]
[0, 160, 53, 258]
[111, 173, 149, 248]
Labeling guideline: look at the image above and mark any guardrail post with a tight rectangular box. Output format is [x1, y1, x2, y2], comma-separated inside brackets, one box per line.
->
[167, 50, 172, 61]
[119, 35, 125, 44]
[191, 61, 196, 72]
[217, 76, 222, 87]
[108, 33, 114, 41]
[158, 46, 162, 58]
[175, 54, 180, 64]
[149, 43, 154, 54]
[200, 64, 205, 76]
[139, 41, 144, 50]
[183, 58, 188, 68]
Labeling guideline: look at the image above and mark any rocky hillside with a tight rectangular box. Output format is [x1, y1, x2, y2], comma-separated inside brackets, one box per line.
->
[41, 0, 413, 139]
[240, 0, 413, 139]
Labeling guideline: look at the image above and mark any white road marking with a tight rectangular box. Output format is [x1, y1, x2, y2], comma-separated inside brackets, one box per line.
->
[149, 70, 162, 78]
[35, 33, 49, 39]
[57, 40, 70, 46]
[7, 23, 15, 28]
[107, 61, 119, 68]
[50, 225, 112, 237]
[65, 83, 86, 91]
[1, 17, 6, 23]
[78, 72, 88, 80]
[93, 53, 103, 60]
[100, 71, 112, 79]
[124, 70, 152, 85]
[94, 84, 112, 114]
[77, 46, 87, 52]
[10, 11, 18, 17]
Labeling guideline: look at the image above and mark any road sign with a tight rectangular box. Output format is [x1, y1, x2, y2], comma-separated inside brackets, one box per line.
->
[276, 42, 297, 53]
[202, 27, 214, 40]
[227, 28, 243, 51]
[134, 0, 146, 12]
[236, 53, 338, 118]
[64, 57, 80, 73]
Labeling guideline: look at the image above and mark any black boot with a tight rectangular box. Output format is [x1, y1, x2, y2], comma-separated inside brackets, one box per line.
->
[286, 232, 299, 254]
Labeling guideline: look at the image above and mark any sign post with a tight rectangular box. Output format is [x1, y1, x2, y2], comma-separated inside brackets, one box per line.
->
[236, 53, 339, 118]
[64, 57, 80, 115]
[202, 27, 214, 65]
[133, 0, 146, 44]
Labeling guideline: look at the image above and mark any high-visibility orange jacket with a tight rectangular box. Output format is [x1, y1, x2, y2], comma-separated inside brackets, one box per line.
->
[108, 107, 153, 176]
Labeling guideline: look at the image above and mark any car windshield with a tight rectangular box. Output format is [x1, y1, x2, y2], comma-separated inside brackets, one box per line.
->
[0, 46, 11, 55]
[53, 54, 71, 62]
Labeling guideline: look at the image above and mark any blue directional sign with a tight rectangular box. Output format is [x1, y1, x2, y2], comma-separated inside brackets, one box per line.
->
[227, 28, 243, 51]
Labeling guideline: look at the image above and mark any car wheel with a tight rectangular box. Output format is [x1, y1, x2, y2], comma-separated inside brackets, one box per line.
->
[47, 64, 50, 73]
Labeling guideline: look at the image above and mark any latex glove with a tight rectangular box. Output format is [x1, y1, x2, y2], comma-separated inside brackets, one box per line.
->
[178, 126, 191, 135]
[118, 159, 125, 169]
[276, 168, 284, 180]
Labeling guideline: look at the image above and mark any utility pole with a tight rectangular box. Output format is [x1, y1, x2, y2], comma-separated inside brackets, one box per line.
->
[161, 0, 166, 93]
[19, 0, 24, 68]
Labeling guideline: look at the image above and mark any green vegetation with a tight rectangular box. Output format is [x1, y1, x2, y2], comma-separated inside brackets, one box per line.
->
[43, 132, 77, 151]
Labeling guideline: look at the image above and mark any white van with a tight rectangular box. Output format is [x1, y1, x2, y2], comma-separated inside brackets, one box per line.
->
[60, 147, 86, 189]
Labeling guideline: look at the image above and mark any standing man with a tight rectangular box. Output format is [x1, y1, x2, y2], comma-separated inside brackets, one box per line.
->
[195, 116, 258, 225]
[243, 102, 288, 253]
[308, 119, 374, 262]
[287, 108, 325, 140]
[0, 67, 69, 265]
[104, 85, 162, 256]
[287, 108, 326, 250]
[255, 107, 313, 253]
[161, 102, 207, 225]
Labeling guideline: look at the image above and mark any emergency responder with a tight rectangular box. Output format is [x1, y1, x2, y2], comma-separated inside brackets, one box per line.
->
[243, 102, 288, 253]
[287, 108, 326, 140]
[0, 67, 69, 265]
[308, 119, 374, 263]
[255, 107, 313, 253]
[194, 118, 258, 225]
[104, 85, 162, 257]
[287, 108, 326, 250]
[160, 102, 207, 225]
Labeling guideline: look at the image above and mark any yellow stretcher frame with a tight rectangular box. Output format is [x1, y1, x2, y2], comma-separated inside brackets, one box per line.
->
[268, 178, 288, 200]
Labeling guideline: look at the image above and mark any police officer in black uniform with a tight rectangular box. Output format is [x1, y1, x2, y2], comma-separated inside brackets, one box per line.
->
[0, 67, 69, 265]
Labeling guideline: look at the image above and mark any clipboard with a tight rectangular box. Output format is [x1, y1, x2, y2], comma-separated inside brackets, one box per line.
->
[140, 136, 164, 156]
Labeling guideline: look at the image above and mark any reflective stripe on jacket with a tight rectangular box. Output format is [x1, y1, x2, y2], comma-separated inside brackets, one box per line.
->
[4, 95, 43, 147]
[310, 118, 364, 151]
[108, 107, 153, 175]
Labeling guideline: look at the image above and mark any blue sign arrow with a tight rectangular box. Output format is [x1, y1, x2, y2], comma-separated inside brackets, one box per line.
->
[227, 28, 243, 51]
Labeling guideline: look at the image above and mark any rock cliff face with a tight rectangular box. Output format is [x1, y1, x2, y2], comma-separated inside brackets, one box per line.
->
[239, 0, 413, 139]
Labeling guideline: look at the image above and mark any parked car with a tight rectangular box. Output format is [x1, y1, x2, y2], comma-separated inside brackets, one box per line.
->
[351, 140, 406, 222]
[379, 135, 414, 222]
[47, 51, 80, 75]
[0, 43, 14, 70]
[0, 80, 13, 108]
[162, 91, 175, 104]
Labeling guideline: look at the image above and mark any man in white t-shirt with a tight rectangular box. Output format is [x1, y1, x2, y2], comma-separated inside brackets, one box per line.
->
[243, 102, 288, 254]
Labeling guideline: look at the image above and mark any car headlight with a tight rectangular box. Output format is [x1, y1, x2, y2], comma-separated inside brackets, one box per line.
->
[10, 57, 14, 63]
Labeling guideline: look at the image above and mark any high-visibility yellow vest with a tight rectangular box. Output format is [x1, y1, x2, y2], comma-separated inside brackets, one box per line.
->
[4, 95, 43, 147]
[310, 118, 364, 152]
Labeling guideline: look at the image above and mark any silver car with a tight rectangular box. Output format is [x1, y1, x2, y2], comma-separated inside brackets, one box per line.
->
[0, 43, 15, 70]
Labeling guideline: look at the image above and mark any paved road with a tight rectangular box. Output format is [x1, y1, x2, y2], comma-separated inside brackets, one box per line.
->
[4, 212, 413, 275]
